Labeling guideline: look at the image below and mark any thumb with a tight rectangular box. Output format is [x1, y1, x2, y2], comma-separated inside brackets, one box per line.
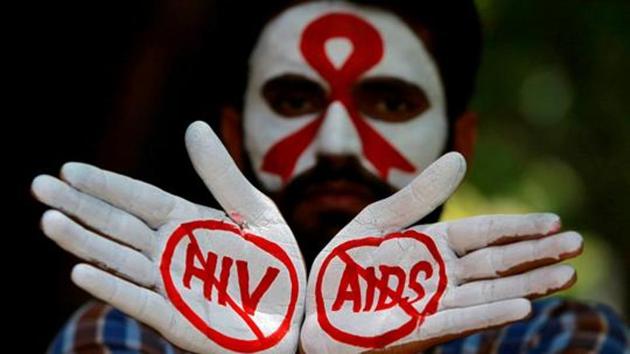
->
[185, 121, 279, 225]
[338, 152, 466, 237]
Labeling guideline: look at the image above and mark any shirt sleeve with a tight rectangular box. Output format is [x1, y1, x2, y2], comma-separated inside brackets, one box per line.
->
[47, 300, 188, 354]
[431, 297, 629, 354]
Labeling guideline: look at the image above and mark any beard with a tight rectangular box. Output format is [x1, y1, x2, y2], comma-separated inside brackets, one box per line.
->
[248, 154, 443, 269]
[268, 155, 397, 268]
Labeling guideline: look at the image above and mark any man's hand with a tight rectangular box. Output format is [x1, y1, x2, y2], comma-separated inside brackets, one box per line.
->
[300, 152, 582, 354]
[32, 121, 306, 354]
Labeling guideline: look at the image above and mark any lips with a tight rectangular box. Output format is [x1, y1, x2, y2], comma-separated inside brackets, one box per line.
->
[302, 179, 377, 211]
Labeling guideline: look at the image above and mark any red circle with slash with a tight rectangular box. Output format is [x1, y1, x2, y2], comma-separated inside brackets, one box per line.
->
[315, 230, 447, 349]
[160, 219, 299, 353]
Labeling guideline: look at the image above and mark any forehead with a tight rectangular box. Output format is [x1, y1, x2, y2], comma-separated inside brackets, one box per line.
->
[248, 1, 441, 90]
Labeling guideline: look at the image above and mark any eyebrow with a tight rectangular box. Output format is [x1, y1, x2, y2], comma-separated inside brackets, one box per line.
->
[262, 73, 324, 89]
[355, 76, 425, 91]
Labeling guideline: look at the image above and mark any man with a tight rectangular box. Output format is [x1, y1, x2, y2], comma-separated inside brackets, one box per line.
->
[32, 0, 627, 353]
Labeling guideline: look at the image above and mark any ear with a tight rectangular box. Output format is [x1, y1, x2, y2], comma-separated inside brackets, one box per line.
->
[453, 111, 477, 164]
[219, 106, 246, 170]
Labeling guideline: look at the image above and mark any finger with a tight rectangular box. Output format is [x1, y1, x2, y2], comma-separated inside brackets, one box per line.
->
[32, 175, 155, 254]
[441, 264, 575, 310]
[71, 264, 173, 336]
[59, 162, 202, 228]
[455, 231, 583, 282]
[43, 210, 158, 288]
[416, 298, 531, 344]
[340, 152, 466, 237]
[445, 213, 562, 255]
[185, 121, 282, 226]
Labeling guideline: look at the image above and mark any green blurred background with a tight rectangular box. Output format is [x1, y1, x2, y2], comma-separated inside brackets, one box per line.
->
[444, 0, 629, 315]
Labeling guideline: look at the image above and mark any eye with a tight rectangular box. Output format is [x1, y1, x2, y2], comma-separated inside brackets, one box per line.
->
[262, 74, 327, 117]
[352, 77, 430, 122]
[377, 97, 410, 114]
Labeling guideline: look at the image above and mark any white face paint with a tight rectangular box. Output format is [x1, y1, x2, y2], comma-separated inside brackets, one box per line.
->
[243, 1, 448, 191]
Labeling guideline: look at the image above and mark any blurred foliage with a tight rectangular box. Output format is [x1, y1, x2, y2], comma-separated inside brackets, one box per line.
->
[443, 0, 629, 315]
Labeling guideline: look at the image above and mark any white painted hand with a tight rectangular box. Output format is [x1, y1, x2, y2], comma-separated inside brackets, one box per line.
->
[32, 121, 306, 354]
[300, 152, 582, 353]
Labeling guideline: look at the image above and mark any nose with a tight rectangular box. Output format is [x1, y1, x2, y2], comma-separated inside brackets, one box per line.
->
[315, 101, 362, 156]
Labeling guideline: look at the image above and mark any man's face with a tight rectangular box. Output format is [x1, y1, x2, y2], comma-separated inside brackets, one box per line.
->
[241, 2, 448, 262]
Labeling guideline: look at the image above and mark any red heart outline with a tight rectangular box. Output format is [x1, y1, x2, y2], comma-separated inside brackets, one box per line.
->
[160, 219, 299, 353]
[315, 230, 447, 349]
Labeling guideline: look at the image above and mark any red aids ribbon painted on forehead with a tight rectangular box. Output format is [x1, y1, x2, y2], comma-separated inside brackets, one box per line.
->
[261, 13, 416, 183]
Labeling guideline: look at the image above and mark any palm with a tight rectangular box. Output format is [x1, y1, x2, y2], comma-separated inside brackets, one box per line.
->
[32, 121, 306, 354]
[301, 153, 582, 353]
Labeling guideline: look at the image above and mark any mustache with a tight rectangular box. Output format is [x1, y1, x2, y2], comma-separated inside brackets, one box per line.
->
[278, 154, 397, 203]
